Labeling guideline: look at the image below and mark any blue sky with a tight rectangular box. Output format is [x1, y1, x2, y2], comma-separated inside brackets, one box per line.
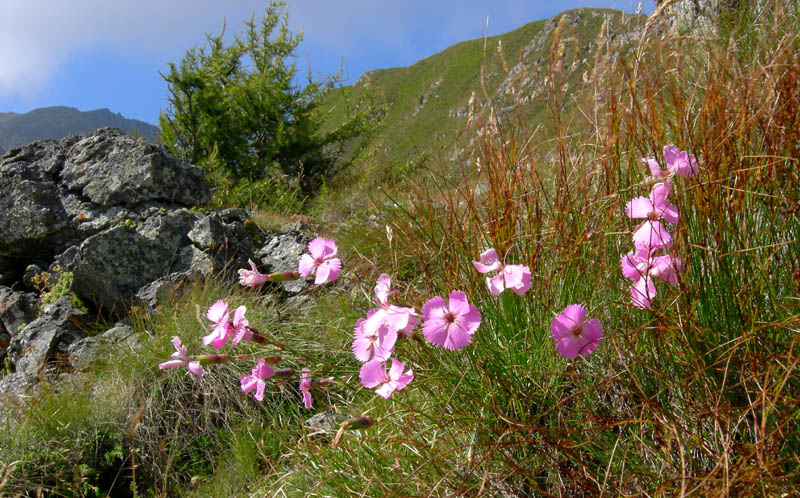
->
[0, 1, 655, 126]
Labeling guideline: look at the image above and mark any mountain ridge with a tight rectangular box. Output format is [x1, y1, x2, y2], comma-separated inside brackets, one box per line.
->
[0, 106, 159, 152]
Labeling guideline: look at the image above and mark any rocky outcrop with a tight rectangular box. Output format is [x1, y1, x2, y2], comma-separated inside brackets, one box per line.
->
[7, 296, 87, 380]
[0, 127, 209, 279]
[0, 126, 324, 413]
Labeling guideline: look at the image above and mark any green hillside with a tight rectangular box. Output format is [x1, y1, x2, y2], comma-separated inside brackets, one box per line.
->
[321, 8, 644, 185]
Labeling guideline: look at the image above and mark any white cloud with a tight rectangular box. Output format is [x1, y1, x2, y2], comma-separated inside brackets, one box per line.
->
[0, 0, 265, 95]
[0, 0, 653, 96]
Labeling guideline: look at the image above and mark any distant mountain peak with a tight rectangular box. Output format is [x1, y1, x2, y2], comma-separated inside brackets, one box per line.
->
[0, 107, 159, 151]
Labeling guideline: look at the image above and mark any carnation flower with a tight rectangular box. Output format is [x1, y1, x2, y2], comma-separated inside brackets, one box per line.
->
[643, 145, 699, 181]
[472, 248, 532, 296]
[625, 182, 679, 250]
[621, 248, 681, 309]
[158, 336, 204, 377]
[549, 304, 603, 358]
[361, 274, 419, 338]
[240, 358, 275, 402]
[300, 368, 313, 409]
[352, 311, 398, 363]
[202, 300, 249, 348]
[298, 237, 341, 285]
[238, 259, 270, 287]
[359, 358, 414, 399]
[422, 291, 481, 350]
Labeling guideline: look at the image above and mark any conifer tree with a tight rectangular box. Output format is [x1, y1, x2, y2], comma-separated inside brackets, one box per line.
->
[159, 1, 377, 192]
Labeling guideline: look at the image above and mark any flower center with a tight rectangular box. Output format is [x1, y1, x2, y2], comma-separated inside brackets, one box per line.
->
[444, 311, 456, 324]
[573, 324, 584, 338]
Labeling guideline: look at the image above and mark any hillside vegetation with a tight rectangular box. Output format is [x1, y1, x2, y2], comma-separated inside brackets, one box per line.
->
[1, 1, 798, 496]
[318, 8, 643, 201]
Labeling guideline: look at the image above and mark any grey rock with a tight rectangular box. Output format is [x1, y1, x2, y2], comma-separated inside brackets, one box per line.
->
[9, 296, 87, 380]
[305, 411, 339, 434]
[0, 158, 74, 270]
[66, 209, 200, 315]
[255, 224, 313, 294]
[0, 287, 39, 337]
[0, 127, 210, 273]
[0, 371, 31, 421]
[67, 323, 139, 371]
[188, 210, 253, 273]
[60, 128, 209, 207]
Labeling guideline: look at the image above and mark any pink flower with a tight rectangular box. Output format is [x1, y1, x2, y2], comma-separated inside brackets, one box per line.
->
[621, 248, 681, 285]
[361, 274, 419, 339]
[422, 291, 481, 350]
[663, 145, 699, 178]
[621, 248, 682, 309]
[550, 304, 603, 358]
[359, 358, 414, 399]
[203, 300, 230, 348]
[352, 311, 398, 363]
[298, 237, 341, 285]
[202, 300, 250, 348]
[300, 368, 313, 409]
[159, 336, 204, 377]
[630, 278, 656, 309]
[238, 259, 270, 287]
[643, 145, 699, 181]
[240, 358, 275, 402]
[472, 248, 532, 296]
[228, 306, 251, 346]
[625, 182, 679, 250]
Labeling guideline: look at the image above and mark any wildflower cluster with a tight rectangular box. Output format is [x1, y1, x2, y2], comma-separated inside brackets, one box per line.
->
[622, 145, 698, 308]
[160, 233, 610, 411]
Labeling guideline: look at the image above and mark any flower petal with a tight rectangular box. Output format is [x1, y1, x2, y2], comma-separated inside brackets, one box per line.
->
[643, 157, 664, 178]
[650, 182, 671, 207]
[633, 220, 672, 250]
[186, 361, 204, 377]
[663, 145, 681, 172]
[359, 359, 387, 389]
[298, 253, 316, 277]
[314, 258, 341, 284]
[447, 291, 471, 316]
[206, 300, 229, 323]
[442, 322, 474, 350]
[625, 197, 654, 219]
[631, 277, 656, 309]
[651, 255, 681, 285]
[487, 273, 505, 295]
[577, 318, 603, 356]
[375, 274, 392, 306]
[676, 152, 699, 178]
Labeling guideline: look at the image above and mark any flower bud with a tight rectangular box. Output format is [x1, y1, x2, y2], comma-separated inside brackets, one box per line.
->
[267, 271, 301, 282]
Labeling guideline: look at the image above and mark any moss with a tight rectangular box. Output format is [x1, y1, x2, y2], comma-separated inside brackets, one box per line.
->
[32, 267, 87, 312]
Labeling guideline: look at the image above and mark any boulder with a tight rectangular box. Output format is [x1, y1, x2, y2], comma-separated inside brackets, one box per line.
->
[60, 128, 208, 208]
[188, 209, 254, 273]
[0, 287, 39, 337]
[8, 296, 87, 380]
[255, 221, 314, 294]
[64, 209, 201, 315]
[67, 323, 140, 371]
[0, 127, 210, 274]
